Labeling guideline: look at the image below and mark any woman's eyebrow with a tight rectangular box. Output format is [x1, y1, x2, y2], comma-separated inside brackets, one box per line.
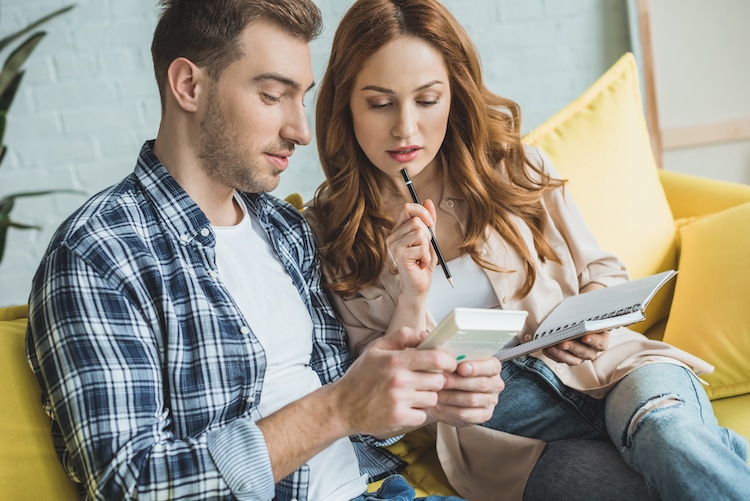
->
[359, 80, 444, 94]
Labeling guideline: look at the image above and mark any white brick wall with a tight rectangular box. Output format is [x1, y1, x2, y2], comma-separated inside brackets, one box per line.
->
[0, 0, 629, 306]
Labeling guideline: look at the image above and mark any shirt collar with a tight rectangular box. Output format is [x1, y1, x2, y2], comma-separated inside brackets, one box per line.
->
[133, 141, 279, 247]
[134, 140, 212, 245]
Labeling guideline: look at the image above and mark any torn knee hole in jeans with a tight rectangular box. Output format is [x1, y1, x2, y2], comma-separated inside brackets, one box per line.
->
[626, 394, 683, 437]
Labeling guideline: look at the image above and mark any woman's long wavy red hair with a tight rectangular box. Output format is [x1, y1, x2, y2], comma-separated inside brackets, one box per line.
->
[314, 0, 563, 297]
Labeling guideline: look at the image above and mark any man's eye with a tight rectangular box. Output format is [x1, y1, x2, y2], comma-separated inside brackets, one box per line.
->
[262, 94, 281, 103]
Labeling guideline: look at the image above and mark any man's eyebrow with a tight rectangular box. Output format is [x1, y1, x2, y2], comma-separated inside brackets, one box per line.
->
[360, 80, 444, 94]
[254, 73, 316, 92]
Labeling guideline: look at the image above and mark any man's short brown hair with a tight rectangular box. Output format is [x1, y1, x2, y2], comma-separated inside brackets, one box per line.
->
[151, 0, 322, 109]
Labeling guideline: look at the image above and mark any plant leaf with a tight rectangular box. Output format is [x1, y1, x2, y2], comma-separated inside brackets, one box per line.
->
[0, 32, 46, 98]
[0, 4, 78, 267]
[0, 5, 76, 54]
[0, 220, 34, 264]
[6, 221, 41, 230]
[0, 111, 6, 148]
[0, 70, 24, 113]
[0, 196, 14, 216]
[0, 189, 83, 219]
[0, 224, 7, 263]
[1, 189, 84, 201]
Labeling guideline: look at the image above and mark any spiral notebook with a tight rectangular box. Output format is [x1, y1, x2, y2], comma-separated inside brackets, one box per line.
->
[495, 270, 678, 362]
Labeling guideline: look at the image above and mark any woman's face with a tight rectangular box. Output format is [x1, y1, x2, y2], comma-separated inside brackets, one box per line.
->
[349, 36, 451, 180]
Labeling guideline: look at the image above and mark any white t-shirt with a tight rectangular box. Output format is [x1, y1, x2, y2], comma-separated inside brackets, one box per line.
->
[213, 195, 366, 500]
[427, 253, 500, 323]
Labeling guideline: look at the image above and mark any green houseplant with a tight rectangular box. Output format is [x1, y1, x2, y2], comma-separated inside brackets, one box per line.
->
[0, 4, 78, 265]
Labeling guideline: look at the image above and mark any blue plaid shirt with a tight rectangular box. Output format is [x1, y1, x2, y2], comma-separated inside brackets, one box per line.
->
[26, 141, 404, 501]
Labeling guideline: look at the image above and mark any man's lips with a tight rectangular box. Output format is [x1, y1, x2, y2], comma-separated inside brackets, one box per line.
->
[387, 147, 422, 162]
[266, 151, 291, 171]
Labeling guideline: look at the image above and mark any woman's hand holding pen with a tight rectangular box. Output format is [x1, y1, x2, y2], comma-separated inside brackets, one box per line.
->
[387, 199, 439, 299]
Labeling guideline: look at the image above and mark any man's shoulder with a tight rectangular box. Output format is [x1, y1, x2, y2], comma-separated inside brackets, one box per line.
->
[264, 192, 306, 220]
[240, 192, 318, 271]
[48, 174, 156, 254]
[243, 192, 309, 233]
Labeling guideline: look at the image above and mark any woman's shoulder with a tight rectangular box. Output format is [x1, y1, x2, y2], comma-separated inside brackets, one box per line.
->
[522, 144, 553, 173]
[517, 144, 567, 186]
[301, 191, 327, 243]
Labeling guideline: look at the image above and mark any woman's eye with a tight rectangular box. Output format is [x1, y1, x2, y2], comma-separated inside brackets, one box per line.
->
[368, 102, 391, 110]
[418, 99, 439, 107]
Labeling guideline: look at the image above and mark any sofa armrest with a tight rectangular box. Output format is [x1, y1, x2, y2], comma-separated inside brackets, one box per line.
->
[1, 305, 80, 500]
[658, 169, 750, 220]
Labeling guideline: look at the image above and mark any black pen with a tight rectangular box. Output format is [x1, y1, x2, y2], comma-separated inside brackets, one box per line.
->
[400, 168, 454, 288]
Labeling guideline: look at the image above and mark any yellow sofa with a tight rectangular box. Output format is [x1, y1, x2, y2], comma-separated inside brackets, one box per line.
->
[2, 52, 749, 499]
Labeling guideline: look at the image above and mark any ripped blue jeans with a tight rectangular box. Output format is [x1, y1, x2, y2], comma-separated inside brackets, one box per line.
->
[483, 358, 750, 500]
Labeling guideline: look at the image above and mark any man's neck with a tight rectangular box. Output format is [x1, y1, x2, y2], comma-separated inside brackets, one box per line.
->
[152, 130, 241, 227]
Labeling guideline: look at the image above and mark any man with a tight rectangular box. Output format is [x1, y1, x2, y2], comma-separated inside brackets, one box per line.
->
[25, 1, 501, 499]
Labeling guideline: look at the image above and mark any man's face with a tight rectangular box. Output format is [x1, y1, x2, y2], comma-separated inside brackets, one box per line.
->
[198, 20, 314, 194]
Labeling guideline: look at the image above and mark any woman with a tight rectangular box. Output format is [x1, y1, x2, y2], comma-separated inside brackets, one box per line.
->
[305, 0, 750, 499]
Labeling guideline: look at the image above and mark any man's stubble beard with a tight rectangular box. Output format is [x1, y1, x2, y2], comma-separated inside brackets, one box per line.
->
[198, 89, 282, 194]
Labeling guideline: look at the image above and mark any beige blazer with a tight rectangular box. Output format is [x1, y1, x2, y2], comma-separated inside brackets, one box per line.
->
[305, 148, 712, 500]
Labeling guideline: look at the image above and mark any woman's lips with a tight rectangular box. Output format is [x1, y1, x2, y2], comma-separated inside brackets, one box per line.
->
[387, 147, 421, 162]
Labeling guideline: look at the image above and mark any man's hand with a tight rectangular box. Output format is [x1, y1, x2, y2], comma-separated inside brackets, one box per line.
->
[426, 356, 504, 427]
[329, 327, 458, 439]
[258, 327, 457, 482]
[543, 329, 611, 365]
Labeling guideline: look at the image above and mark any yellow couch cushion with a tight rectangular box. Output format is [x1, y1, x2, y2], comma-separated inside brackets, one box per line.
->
[658, 169, 750, 220]
[368, 428, 458, 497]
[711, 394, 750, 443]
[524, 52, 677, 333]
[662, 202, 750, 400]
[0, 305, 79, 499]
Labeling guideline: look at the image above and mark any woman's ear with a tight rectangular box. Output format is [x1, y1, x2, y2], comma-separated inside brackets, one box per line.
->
[165, 57, 204, 113]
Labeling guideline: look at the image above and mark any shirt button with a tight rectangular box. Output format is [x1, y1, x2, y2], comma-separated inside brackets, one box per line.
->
[478, 248, 487, 256]
[246, 396, 255, 404]
[208, 270, 219, 279]
[240, 326, 251, 335]
[446, 200, 455, 208]
[179, 234, 189, 242]
[200, 228, 210, 237]
[502, 296, 510, 304]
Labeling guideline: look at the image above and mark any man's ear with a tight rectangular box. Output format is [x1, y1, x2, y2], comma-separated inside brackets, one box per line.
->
[166, 57, 205, 113]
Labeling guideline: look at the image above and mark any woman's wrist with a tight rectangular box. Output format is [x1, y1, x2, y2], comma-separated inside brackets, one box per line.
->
[388, 291, 428, 335]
